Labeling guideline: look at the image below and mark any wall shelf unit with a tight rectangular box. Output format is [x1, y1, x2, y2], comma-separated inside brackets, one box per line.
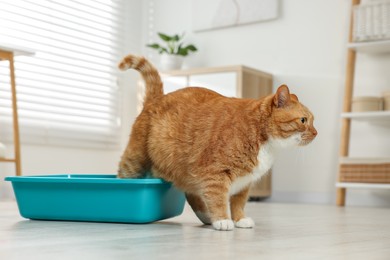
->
[336, 182, 390, 189]
[341, 111, 390, 122]
[337, 0, 390, 206]
[347, 40, 390, 53]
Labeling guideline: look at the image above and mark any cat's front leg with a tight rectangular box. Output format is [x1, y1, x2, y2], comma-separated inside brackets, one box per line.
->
[230, 185, 255, 228]
[202, 182, 234, 231]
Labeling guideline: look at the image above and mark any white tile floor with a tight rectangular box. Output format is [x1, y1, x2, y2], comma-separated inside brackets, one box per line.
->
[1, 201, 389, 260]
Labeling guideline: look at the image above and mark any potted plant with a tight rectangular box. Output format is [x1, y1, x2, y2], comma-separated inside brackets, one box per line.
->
[147, 32, 197, 71]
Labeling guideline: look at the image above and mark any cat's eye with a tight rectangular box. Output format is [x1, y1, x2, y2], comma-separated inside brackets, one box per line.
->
[300, 117, 307, 124]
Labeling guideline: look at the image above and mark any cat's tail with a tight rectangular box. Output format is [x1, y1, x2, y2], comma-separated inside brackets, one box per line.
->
[118, 54, 163, 104]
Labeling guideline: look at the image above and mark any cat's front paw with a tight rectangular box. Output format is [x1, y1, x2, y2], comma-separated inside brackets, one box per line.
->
[212, 219, 234, 231]
[235, 217, 255, 228]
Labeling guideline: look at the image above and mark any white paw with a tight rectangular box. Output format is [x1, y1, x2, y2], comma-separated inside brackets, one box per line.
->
[194, 211, 211, 225]
[212, 219, 234, 231]
[235, 217, 255, 228]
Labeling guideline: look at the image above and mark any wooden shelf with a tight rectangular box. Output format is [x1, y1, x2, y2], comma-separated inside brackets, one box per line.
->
[0, 158, 15, 162]
[0, 44, 35, 57]
[337, 0, 390, 206]
[340, 157, 390, 163]
[341, 111, 390, 123]
[336, 182, 390, 189]
[348, 40, 390, 53]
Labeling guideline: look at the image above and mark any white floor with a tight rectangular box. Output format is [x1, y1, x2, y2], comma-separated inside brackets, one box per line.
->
[0, 201, 389, 260]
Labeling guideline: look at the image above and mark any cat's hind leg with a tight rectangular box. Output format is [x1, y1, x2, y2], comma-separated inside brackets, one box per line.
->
[230, 185, 254, 228]
[185, 193, 211, 225]
[118, 114, 150, 178]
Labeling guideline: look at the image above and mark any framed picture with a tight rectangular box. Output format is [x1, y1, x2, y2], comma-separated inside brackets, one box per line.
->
[192, 0, 279, 32]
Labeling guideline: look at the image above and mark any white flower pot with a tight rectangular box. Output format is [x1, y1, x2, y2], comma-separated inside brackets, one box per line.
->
[160, 54, 184, 71]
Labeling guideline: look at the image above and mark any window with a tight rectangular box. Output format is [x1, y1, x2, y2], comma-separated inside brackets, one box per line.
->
[0, 0, 125, 148]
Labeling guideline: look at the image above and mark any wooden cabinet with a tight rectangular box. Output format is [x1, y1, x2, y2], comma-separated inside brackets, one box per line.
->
[138, 65, 273, 198]
[336, 0, 390, 206]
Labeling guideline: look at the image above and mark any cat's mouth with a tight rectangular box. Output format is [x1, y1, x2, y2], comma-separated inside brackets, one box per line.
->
[299, 139, 313, 146]
[299, 136, 316, 146]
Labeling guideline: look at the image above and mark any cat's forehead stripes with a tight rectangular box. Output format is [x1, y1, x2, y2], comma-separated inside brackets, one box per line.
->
[298, 103, 315, 120]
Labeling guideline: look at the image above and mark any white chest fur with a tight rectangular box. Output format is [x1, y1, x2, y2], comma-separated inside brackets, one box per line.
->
[229, 142, 275, 195]
[229, 135, 301, 196]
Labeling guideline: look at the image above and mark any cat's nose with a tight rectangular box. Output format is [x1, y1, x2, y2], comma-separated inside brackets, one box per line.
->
[312, 128, 317, 136]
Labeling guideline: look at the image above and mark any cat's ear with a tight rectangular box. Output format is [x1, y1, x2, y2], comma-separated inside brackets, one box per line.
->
[274, 85, 291, 108]
[290, 94, 299, 102]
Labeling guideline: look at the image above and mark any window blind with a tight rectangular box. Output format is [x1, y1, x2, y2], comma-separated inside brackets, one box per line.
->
[0, 0, 125, 148]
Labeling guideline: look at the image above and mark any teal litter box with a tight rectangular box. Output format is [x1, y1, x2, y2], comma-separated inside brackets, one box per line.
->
[5, 174, 185, 223]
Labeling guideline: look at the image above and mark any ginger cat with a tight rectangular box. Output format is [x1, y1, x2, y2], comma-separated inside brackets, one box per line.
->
[117, 54, 317, 231]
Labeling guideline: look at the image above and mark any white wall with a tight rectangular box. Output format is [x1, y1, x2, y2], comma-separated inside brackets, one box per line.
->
[0, 0, 143, 199]
[141, 0, 390, 206]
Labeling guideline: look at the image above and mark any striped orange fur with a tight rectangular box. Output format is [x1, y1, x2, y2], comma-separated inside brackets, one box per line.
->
[117, 54, 317, 231]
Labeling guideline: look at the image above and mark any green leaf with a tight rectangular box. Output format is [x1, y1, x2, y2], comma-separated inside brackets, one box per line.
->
[185, 44, 197, 51]
[177, 47, 188, 56]
[172, 34, 180, 42]
[158, 47, 168, 54]
[176, 43, 183, 54]
[146, 43, 161, 49]
[158, 32, 172, 42]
